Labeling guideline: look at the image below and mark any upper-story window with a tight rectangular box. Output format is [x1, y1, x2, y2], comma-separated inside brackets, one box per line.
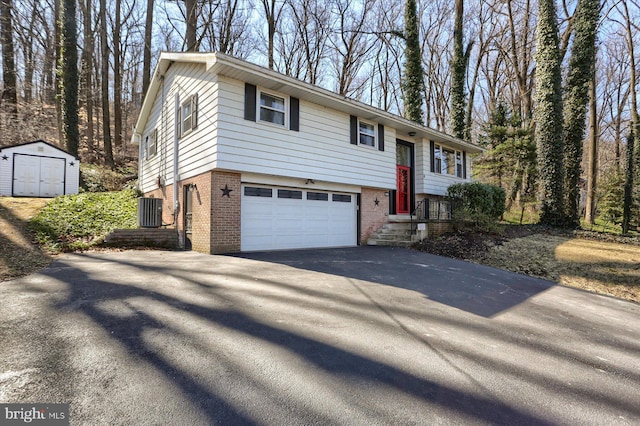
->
[244, 83, 299, 131]
[358, 120, 376, 147]
[259, 91, 286, 126]
[180, 94, 198, 137]
[434, 143, 464, 178]
[349, 115, 384, 151]
[145, 129, 157, 159]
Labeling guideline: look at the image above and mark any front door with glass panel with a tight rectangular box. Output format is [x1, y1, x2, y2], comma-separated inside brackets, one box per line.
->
[396, 165, 411, 214]
[396, 142, 413, 214]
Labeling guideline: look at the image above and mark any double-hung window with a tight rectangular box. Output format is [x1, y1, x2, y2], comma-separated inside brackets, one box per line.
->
[358, 120, 376, 147]
[259, 91, 286, 126]
[434, 144, 463, 178]
[180, 94, 198, 137]
[145, 129, 157, 159]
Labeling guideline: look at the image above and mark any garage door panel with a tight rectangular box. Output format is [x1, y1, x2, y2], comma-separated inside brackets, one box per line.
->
[13, 155, 40, 196]
[13, 154, 65, 197]
[241, 186, 356, 251]
[39, 157, 65, 197]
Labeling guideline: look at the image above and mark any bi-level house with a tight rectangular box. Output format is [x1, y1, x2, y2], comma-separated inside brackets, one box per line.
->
[132, 52, 482, 254]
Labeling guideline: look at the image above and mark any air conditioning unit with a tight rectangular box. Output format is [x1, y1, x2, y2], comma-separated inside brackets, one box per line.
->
[137, 198, 163, 228]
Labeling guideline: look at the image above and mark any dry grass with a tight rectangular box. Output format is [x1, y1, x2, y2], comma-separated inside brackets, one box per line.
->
[0, 197, 54, 282]
[465, 233, 640, 303]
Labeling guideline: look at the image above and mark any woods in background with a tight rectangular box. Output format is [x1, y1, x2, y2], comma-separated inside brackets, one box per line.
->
[0, 0, 639, 231]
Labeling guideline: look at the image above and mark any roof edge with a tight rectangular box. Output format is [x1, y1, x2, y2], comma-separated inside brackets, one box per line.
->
[0, 139, 79, 160]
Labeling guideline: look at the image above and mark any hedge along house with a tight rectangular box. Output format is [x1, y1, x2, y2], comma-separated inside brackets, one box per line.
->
[132, 52, 482, 254]
[0, 140, 79, 198]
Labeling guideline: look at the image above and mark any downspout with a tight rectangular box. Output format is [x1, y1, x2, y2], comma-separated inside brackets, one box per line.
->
[133, 132, 142, 192]
[174, 92, 182, 248]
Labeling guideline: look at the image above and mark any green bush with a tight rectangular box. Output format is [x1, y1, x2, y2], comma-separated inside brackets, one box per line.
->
[448, 182, 506, 231]
[80, 164, 138, 192]
[29, 189, 139, 252]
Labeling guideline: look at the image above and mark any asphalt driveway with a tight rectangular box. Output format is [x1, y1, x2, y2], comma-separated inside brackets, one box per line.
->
[1, 247, 639, 425]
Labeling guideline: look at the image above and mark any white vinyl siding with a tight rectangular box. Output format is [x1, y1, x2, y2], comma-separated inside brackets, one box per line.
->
[414, 139, 472, 196]
[138, 63, 219, 194]
[216, 76, 396, 190]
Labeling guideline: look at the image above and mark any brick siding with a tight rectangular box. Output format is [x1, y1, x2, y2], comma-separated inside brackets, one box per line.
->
[104, 229, 178, 249]
[360, 187, 389, 244]
[143, 170, 241, 254]
[211, 171, 241, 253]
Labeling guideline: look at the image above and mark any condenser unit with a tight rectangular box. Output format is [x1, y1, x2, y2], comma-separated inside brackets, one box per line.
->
[137, 198, 163, 228]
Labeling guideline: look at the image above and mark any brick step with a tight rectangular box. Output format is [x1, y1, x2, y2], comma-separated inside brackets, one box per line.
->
[366, 238, 413, 247]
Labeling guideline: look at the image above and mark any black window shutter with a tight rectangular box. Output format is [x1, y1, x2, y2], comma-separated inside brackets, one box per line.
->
[430, 141, 435, 172]
[378, 124, 385, 151]
[350, 115, 358, 145]
[463, 151, 467, 179]
[244, 83, 257, 121]
[290, 96, 299, 131]
[193, 93, 198, 130]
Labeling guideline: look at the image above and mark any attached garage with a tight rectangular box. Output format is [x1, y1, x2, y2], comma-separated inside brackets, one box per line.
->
[0, 140, 80, 198]
[241, 185, 357, 251]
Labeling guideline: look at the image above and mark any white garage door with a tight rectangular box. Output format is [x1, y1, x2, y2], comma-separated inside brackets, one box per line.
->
[241, 186, 357, 251]
[13, 154, 65, 197]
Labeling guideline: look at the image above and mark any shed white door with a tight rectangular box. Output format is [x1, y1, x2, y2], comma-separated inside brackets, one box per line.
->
[241, 186, 357, 251]
[13, 154, 65, 197]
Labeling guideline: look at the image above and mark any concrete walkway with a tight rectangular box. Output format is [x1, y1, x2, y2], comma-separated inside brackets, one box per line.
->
[1, 247, 639, 425]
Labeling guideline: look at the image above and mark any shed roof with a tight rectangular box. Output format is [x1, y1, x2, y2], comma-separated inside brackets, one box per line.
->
[0, 139, 79, 160]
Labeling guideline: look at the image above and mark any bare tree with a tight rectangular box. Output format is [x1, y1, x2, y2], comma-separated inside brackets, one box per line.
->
[1, 0, 18, 115]
[329, 0, 377, 97]
[99, 0, 114, 167]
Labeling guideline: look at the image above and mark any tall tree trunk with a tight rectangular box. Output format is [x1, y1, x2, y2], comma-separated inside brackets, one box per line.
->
[54, 0, 63, 142]
[402, 0, 424, 124]
[622, 134, 635, 234]
[22, 1, 38, 102]
[535, 0, 566, 226]
[61, 0, 79, 156]
[450, 0, 465, 139]
[585, 75, 598, 224]
[142, 0, 154, 98]
[82, 0, 94, 149]
[100, 0, 114, 167]
[114, 0, 123, 159]
[621, 0, 639, 234]
[0, 0, 18, 116]
[43, 0, 56, 104]
[562, 0, 599, 227]
[262, 0, 276, 69]
[185, 0, 197, 51]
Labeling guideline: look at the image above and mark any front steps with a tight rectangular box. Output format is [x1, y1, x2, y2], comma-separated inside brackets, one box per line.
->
[366, 215, 422, 247]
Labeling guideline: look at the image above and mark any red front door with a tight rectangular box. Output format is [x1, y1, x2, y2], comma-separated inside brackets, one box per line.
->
[396, 165, 411, 214]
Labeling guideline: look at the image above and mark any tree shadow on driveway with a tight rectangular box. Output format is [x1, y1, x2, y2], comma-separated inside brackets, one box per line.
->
[231, 246, 556, 318]
[36, 254, 554, 425]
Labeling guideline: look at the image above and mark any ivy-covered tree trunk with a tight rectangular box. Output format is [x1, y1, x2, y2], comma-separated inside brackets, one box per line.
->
[0, 0, 18, 116]
[534, 0, 566, 226]
[621, 0, 639, 234]
[450, 0, 466, 139]
[60, 0, 79, 156]
[402, 0, 424, 124]
[562, 0, 599, 227]
[622, 134, 635, 234]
